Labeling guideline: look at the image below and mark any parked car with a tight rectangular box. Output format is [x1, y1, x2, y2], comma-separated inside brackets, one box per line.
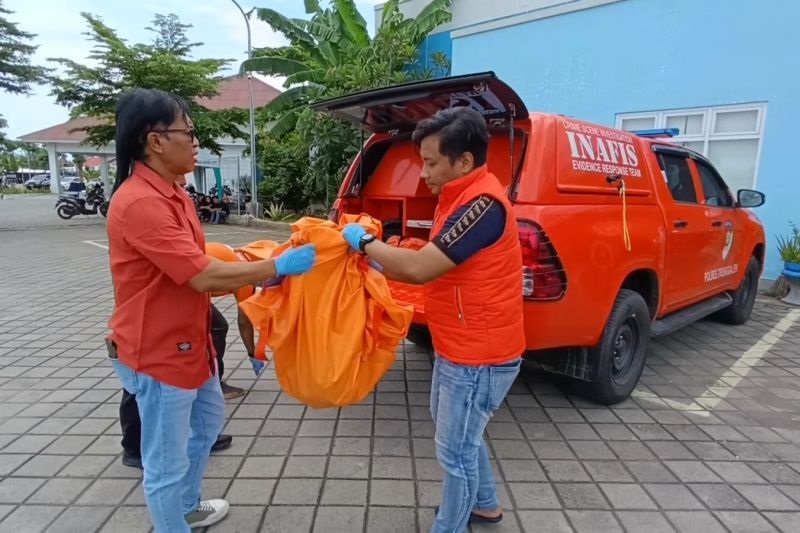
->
[24, 174, 50, 189]
[313, 71, 767, 405]
[2, 173, 22, 186]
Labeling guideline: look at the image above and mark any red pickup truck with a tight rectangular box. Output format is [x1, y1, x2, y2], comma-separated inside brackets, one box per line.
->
[312, 72, 767, 404]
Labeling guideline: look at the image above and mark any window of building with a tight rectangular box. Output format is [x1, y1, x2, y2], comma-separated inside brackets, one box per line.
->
[657, 153, 697, 204]
[619, 116, 655, 132]
[616, 104, 766, 194]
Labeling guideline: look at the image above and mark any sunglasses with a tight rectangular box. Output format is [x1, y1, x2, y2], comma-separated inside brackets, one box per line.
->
[151, 127, 196, 140]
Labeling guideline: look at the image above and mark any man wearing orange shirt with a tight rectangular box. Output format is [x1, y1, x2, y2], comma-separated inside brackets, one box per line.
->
[118, 299, 256, 470]
[117, 192, 260, 470]
[107, 88, 315, 532]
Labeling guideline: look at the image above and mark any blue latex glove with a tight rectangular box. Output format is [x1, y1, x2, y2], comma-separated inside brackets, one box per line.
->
[342, 223, 367, 252]
[273, 244, 316, 276]
[249, 356, 265, 377]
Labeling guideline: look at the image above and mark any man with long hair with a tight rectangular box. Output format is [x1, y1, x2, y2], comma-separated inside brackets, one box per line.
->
[106, 88, 315, 532]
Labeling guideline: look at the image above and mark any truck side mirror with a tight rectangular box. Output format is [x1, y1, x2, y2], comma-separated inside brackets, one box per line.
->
[737, 189, 765, 208]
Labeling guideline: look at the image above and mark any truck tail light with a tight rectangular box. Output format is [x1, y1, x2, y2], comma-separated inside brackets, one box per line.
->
[518, 219, 567, 300]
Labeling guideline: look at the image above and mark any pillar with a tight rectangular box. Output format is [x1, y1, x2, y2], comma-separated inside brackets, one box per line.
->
[47, 144, 61, 194]
[100, 155, 111, 198]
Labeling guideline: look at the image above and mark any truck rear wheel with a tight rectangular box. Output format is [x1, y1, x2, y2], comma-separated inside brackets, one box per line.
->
[713, 256, 759, 325]
[577, 289, 650, 405]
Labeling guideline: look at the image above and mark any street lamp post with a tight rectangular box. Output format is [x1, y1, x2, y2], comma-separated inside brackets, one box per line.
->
[230, 0, 259, 218]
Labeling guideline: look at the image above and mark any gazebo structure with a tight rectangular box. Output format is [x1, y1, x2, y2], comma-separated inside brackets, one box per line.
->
[18, 76, 281, 196]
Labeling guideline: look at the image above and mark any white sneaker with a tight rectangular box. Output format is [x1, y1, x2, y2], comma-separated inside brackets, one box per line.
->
[186, 499, 230, 529]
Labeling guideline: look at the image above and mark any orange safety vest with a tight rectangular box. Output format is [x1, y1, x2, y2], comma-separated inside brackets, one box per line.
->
[424, 165, 525, 365]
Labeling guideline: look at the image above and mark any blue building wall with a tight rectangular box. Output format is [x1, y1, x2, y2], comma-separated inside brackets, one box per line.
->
[449, 0, 799, 280]
[418, 31, 453, 76]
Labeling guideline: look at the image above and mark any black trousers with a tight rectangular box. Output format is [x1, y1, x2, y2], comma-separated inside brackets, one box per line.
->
[120, 304, 229, 456]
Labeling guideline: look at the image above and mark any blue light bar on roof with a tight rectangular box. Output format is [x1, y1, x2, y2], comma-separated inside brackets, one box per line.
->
[630, 128, 680, 138]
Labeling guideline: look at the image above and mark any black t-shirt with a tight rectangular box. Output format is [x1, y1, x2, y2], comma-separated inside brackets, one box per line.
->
[432, 195, 506, 265]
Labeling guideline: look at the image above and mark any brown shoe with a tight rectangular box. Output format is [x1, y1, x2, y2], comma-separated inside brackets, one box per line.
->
[221, 382, 245, 400]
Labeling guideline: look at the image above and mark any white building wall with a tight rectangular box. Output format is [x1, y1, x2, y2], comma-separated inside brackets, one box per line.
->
[374, 0, 624, 36]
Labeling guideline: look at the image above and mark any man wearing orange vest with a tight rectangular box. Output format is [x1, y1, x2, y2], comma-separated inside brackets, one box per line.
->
[343, 107, 525, 533]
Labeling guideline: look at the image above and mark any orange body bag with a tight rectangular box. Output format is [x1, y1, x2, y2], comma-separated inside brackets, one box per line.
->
[239, 215, 413, 408]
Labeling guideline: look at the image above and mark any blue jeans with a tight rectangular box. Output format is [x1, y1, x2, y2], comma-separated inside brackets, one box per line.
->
[112, 360, 225, 533]
[210, 210, 227, 224]
[430, 355, 521, 533]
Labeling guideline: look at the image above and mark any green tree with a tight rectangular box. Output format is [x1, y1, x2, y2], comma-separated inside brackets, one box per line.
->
[0, 115, 7, 148]
[19, 142, 48, 169]
[0, 148, 18, 173]
[146, 13, 199, 56]
[0, 1, 48, 95]
[72, 154, 86, 179]
[256, 130, 311, 212]
[245, 0, 451, 206]
[0, 0, 49, 141]
[243, 0, 451, 136]
[83, 167, 100, 181]
[48, 13, 246, 153]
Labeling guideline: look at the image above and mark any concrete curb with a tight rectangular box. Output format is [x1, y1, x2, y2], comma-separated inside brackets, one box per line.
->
[227, 214, 292, 231]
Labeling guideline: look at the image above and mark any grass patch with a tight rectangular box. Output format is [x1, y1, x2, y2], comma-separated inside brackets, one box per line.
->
[0, 187, 51, 195]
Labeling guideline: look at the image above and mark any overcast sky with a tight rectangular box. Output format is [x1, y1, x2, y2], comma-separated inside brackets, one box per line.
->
[1, 0, 384, 139]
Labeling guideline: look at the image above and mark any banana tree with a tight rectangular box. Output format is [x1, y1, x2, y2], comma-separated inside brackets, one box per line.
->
[241, 0, 452, 137]
[0, 152, 18, 174]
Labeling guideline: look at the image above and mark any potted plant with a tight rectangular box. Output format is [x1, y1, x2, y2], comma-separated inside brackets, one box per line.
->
[776, 222, 800, 271]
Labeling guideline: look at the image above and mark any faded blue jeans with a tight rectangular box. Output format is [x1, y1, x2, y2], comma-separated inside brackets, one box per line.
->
[112, 360, 225, 533]
[430, 354, 521, 533]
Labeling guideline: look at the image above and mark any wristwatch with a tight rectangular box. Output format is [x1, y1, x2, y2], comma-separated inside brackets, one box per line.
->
[358, 233, 377, 253]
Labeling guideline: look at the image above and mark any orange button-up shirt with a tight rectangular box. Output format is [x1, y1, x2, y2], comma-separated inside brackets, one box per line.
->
[107, 163, 213, 389]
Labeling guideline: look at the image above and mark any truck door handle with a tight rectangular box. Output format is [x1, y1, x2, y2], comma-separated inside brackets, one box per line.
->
[711, 220, 723, 227]
[673, 220, 688, 228]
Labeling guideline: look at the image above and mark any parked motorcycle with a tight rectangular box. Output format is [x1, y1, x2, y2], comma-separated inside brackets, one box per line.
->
[85, 182, 105, 208]
[55, 194, 109, 220]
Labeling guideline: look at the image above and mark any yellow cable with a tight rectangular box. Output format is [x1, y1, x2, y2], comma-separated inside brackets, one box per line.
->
[620, 180, 632, 252]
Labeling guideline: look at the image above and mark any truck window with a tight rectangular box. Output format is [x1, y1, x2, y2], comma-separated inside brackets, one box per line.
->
[695, 159, 734, 208]
[657, 153, 697, 204]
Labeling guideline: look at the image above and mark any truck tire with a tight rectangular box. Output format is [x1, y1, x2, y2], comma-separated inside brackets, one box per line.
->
[577, 289, 650, 405]
[714, 256, 759, 325]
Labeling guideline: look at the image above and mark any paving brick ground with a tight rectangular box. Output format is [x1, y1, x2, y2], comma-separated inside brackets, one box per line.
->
[2, 194, 800, 532]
